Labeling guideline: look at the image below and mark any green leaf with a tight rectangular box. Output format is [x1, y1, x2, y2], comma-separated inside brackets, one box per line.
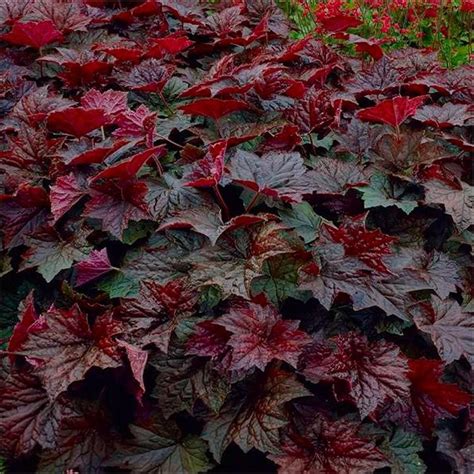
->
[279, 202, 322, 243]
[21, 230, 90, 283]
[199, 285, 222, 312]
[98, 271, 139, 298]
[251, 254, 311, 304]
[357, 173, 419, 215]
[376, 317, 413, 336]
[107, 416, 213, 474]
[122, 220, 155, 245]
[381, 429, 426, 474]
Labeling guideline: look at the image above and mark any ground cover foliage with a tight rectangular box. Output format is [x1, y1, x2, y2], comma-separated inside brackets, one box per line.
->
[0, 1, 472, 473]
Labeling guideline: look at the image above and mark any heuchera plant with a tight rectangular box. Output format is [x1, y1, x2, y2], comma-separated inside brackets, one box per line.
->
[0, 1, 472, 473]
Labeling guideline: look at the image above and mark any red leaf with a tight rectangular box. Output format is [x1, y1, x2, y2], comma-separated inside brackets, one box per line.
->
[18, 306, 123, 399]
[61, 139, 129, 166]
[325, 217, 397, 273]
[271, 416, 387, 473]
[47, 107, 108, 138]
[74, 248, 113, 287]
[8, 292, 38, 356]
[261, 124, 301, 152]
[300, 332, 410, 418]
[146, 32, 194, 58]
[1, 20, 63, 48]
[91, 146, 166, 182]
[320, 14, 362, 33]
[407, 359, 470, 433]
[180, 98, 250, 120]
[185, 140, 227, 188]
[213, 299, 310, 372]
[98, 44, 143, 63]
[187, 320, 231, 360]
[356, 96, 427, 128]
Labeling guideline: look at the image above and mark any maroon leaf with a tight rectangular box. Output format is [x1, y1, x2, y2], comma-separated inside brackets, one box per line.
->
[159, 205, 274, 245]
[203, 367, 310, 462]
[118, 59, 175, 93]
[324, 216, 397, 274]
[410, 297, 474, 365]
[413, 103, 474, 128]
[47, 107, 108, 138]
[0, 184, 50, 249]
[357, 96, 427, 128]
[300, 332, 410, 418]
[180, 98, 250, 121]
[187, 320, 231, 361]
[11, 86, 75, 126]
[28, 0, 91, 33]
[0, 363, 62, 457]
[121, 278, 198, 353]
[1, 20, 63, 48]
[80, 89, 128, 119]
[37, 398, 112, 473]
[285, 88, 334, 134]
[270, 416, 387, 473]
[84, 180, 150, 239]
[18, 306, 123, 399]
[50, 173, 86, 222]
[423, 179, 473, 232]
[113, 105, 157, 146]
[227, 149, 316, 203]
[212, 299, 310, 372]
[74, 248, 113, 287]
[117, 339, 148, 398]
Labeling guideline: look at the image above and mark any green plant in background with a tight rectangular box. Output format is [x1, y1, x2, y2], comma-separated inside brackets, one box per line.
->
[277, 0, 473, 67]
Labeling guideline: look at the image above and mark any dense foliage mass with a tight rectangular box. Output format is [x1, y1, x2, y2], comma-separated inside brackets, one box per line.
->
[0, 1, 472, 473]
[282, 0, 473, 68]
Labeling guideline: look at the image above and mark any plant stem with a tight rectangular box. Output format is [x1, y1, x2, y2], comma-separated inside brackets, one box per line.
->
[157, 90, 174, 115]
[155, 132, 183, 149]
[245, 191, 260, 213]
[213, 185, 230, 220]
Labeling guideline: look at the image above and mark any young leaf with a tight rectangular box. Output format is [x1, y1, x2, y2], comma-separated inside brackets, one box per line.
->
[1, 20, 63, 48]
[357, 96, 427, 128]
